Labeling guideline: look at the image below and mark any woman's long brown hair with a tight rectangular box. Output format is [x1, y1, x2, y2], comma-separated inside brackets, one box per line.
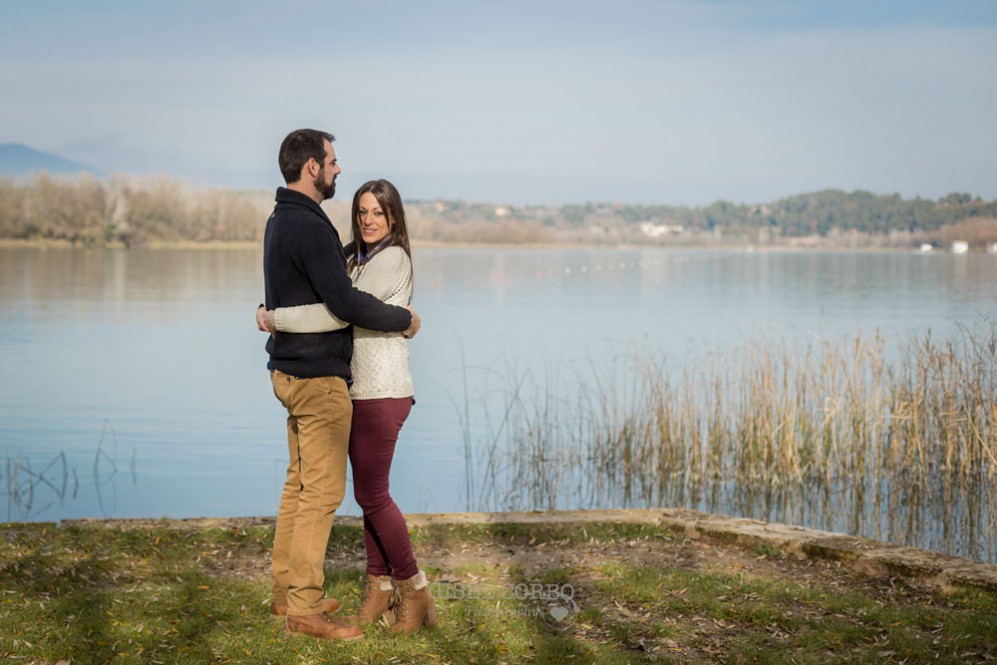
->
[347, 179, 411, 271]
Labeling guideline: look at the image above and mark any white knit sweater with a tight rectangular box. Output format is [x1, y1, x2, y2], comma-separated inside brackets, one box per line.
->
[273, 246, 414, 400]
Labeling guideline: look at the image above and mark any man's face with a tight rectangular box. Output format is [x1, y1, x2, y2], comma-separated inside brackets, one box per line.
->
[314, 140, 341, 200]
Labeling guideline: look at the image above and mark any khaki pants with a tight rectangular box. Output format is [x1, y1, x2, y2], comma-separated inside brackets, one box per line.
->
[269, 369, 353, 616]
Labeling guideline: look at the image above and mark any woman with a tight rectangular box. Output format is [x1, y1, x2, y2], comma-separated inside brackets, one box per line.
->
[258, 179, 435, 634]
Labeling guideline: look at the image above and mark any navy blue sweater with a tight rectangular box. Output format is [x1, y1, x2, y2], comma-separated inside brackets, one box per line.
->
[263, 187, 412, 379]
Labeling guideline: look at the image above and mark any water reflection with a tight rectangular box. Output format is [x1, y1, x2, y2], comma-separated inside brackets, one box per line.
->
[4, 451, 78, 521]
[3, 420, 137, 521]
[2, 247, 996, 562]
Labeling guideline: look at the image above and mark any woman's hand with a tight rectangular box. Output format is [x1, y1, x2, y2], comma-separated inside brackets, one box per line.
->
[402, 306, 421, 339]
[256, 305, 277, 334]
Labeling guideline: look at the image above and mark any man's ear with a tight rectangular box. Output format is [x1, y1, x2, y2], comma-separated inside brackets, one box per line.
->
[305, 157, 320, 178]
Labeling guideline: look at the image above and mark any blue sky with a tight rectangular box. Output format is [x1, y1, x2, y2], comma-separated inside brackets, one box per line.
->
[2, 1, 996, 205]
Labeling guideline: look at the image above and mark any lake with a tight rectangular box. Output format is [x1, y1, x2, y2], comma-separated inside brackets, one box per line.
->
[1, 246, 995, 560]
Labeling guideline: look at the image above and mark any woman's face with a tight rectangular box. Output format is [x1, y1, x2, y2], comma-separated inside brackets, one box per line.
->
[357, 191, 392, 245]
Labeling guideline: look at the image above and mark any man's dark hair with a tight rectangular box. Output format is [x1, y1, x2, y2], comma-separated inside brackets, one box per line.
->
[278, 129, 335, 184]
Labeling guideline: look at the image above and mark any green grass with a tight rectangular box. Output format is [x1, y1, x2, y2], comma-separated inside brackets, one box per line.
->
[587, 562, 997, 663]
[1, 520, 995, 664]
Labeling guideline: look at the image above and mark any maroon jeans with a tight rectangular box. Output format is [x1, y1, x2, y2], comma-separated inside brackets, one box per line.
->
[349, 397, 418, 580]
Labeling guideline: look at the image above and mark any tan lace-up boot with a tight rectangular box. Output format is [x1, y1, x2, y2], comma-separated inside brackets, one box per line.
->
[284, 612, 363, 641]
[343, 574, 394, 626]
[389, 570, 437, 634]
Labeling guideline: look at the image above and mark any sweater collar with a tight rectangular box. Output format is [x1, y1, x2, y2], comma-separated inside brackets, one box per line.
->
[275, 187, 331, 222]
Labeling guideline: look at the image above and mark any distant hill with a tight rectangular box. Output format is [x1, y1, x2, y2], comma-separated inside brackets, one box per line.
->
[0, 143, 103, 177]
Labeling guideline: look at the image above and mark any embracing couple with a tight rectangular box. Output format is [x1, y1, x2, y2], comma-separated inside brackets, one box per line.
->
[258, 128, 433, 641]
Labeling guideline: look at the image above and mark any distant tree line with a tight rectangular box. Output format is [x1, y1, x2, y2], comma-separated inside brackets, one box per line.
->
[0, 173, 271, 246]
[546, 191, 997, 247]
[1, 173, 995, 248]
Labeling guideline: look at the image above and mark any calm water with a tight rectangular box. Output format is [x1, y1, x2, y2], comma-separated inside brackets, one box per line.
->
[1, 247, 995, 556]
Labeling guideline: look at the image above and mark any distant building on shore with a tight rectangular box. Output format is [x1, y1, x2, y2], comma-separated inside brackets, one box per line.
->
[640, 222, 684, 238]
[952, 241, 969, 254]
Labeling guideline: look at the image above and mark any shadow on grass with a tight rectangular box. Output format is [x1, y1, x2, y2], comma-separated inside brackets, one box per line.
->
[0, 541, 115, 662]
[0, 525, 264, 663]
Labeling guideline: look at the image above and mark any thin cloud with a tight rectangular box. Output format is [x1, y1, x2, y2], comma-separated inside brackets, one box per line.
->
[2, 2, 995, 205]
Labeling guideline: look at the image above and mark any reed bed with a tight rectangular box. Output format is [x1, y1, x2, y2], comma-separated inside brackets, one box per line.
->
[465, 319, 997, 562]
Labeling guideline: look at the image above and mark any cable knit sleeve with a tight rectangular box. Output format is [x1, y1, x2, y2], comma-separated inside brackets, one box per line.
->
[273, 303, 348, 333]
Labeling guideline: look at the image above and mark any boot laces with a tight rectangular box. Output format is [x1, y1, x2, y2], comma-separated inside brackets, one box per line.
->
[390, 586, 408, 622]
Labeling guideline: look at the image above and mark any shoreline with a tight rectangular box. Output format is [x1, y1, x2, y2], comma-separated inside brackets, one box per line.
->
[53, 508, 997, 594]
[0, 237, 935, 253]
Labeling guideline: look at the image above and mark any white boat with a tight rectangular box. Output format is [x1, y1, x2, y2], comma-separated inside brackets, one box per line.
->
[919, 243, 933, 253]
[952, 241, 969, 254]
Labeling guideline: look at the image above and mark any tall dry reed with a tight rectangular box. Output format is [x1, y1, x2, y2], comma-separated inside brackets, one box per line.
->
[464, 319, 997, 562]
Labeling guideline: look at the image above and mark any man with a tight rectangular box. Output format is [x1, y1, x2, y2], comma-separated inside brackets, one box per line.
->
[263, 128, 421, 641]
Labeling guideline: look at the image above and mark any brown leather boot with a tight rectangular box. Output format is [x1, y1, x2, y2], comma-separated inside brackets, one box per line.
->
[285, 612, 363, 641]
[342, 574, 394, 626]
[270, 597, 340, 617]
[389, 571, 438, 634]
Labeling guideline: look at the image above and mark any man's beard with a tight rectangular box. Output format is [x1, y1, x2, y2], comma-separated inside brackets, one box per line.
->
[315, 168, 336, 200]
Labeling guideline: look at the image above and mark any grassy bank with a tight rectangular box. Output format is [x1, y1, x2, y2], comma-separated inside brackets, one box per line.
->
[1, 518, 995, 664]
